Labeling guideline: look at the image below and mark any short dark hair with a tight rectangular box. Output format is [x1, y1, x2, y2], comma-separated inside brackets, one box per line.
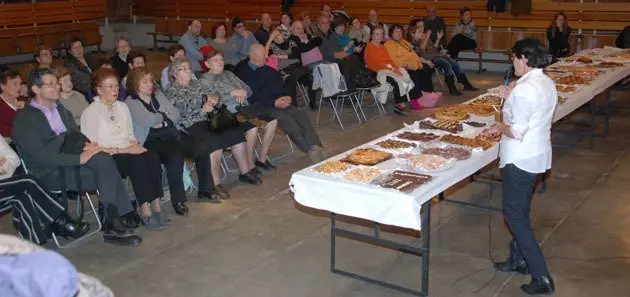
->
[232, 17, 244, 29]
[460, 7, 471, 16]
[511, 38, 549, 68]
[126, 51, 146, 65]
[67, 36, 84, 51]
[27, 68, 54, 98]
[168, 44, 186, 58]
[0, 68, 21, 95]
[211, 23, 226, 39]
[281, 12, 292, 20]
[34, 45, 53, 59]
[389, 24, 404, 38]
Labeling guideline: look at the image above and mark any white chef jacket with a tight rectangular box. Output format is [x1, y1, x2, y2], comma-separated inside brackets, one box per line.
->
[499, 68, 557, 174]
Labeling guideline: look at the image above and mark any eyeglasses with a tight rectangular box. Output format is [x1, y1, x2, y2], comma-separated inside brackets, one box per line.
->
[41, 82, 60, 88]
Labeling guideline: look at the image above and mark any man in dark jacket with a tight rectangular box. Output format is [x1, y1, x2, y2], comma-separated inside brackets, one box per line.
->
[234, 44, 324, 162]
[12, 68, 142, 247]
[314, 16, 362, 90]
[109, 37, 131, 80]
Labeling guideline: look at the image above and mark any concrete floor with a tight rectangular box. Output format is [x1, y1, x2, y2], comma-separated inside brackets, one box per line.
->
[3, 71, 630, 297]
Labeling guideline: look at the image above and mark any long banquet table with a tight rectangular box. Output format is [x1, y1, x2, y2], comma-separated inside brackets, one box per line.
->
[289, 55, 630, 297]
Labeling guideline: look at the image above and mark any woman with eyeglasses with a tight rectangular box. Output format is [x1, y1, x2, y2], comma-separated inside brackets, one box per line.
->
[165, 59, 261, 194]
[80, 68, 168, 231]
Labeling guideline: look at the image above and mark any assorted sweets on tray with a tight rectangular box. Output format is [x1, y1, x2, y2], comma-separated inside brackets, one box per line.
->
[340, 148, 393, 166]
[418, 120, 463, 134]
[554, 74, 591, 85]
[376, 139, 417, 149]
[440, 134, 494, 150]
[421, 146, 472, 160]
[432, 109, 469, 121]
[344, 167, 383, 183]
[396, 131, 440, 142]
[314, 161, 352, 174]
[377, 171, 432, 193]
[471, 95, 503, 107]
[556, 84, 578, 93]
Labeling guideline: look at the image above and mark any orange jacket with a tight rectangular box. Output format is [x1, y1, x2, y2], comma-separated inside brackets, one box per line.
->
[364, 42, 397, 72]
[384, 39, 422, 70]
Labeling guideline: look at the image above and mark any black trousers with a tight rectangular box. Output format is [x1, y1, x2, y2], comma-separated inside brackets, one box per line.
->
[39, 152, 133, 222]
[282, 65, 316, 107]
[447, 34, 478, 59]
[386, 77, 408, 104]
[0, 174, 65, 244]
[112, 151, 163, 205]
[502, 164, 550, 278]
[336, 55, 363, 90]
[408, 66, 435, 97]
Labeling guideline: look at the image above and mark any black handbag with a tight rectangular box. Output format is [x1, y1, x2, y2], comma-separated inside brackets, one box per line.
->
[207, 104, 237, 133]
[59, 132, 89, 155]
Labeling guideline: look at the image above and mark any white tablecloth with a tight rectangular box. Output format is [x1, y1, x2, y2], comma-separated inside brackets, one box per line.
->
[290, 63, 630, 231]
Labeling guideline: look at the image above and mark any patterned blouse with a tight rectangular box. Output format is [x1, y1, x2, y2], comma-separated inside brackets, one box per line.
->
[452, 20, 477, 41]
[165, 79, 214, 129]
[199, 71, 253, 114]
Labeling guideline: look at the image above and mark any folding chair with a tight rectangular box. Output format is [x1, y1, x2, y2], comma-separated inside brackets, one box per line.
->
[296, 82, 312, 109]
[18, 158, 101, 249]
[356, 84, 389, 120]
[314, 65, 365, 130]
[433, 67, 447, 92]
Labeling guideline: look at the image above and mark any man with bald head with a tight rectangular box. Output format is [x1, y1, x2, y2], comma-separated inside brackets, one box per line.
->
[233, 44, 324, 162]
[254, 13, 273, 44]
[178, 20, 208, 76]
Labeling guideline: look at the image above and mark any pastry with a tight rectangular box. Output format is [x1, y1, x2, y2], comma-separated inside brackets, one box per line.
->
[476, 128, 502, 142]
[471, 95, 503, 107]
[344, 167, 382, 183]
[440, 134, 494, 150]
[402, 154, 449, 170]
[468, 105, 497, 116]
[554, 74, 590, 85]
[396, 131, 440, 142]
[341, 148, 393, 166]
[314, 161, 351, 174]
[576, 56, 593, 64]
[556, 84, 577, 93]
[418, 120, 463, 134]
[595, 61, 624, 68]
[376, 139, 417, 149]
[422, 147, 471, 160]
[433, 109, 469, 121]
[464, 121, 487, 128]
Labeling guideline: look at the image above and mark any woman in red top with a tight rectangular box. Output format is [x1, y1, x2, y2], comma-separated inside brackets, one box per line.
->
[0, 69, 27, 138]
[364, 26, 411, 115]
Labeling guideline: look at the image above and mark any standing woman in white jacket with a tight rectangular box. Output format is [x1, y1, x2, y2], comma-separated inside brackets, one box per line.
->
[492, 38, 556, 295]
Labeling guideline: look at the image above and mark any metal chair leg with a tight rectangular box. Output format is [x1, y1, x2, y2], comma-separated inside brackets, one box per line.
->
[53, 192, 102, 249]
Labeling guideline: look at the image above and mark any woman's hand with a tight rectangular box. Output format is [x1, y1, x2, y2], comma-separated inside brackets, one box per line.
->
[202, 95, 219, 113]
[437, 30, 444, 40]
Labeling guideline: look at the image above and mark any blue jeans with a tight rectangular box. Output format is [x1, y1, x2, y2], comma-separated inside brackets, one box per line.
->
[502, 164, 550, 278]
[432, 55, 462, 77]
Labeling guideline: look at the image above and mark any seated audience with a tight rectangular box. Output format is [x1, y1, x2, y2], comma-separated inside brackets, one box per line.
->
[87, 61, 127, 103]
[0, 69, 27, 137]
[446, 7, 478, 59]
[384, 24, 436, 94]
[13, 68, 141, 246]
[424, 6, 447, 46]
[81, 68, 168, 231]
[546, 12, 572, 60]
[616, 26, 630, 49]
[333, 19, 363, 56]
[315, 16, 362, 90]
[28, 46, 55, 80]
[234, 44, 324, 162]
[0, 136, 89, 244]
[254, 13, 273, 44]
[110, 37, 132, 79]
[121, 51, 146, 87]
[409, 25, 477, 95]
[365, 26, 416, 115]
[56, 67, 89, 125]
[279, 12, 293, 40]
[266, 30, 317, 109]
[291, 20, 324, 73]
[179, 20, 208, 76]
[166, 59, 261, 188]
[64, 37, 93, 96]
[161, 44, 198, 90]
[208, 23, 233, 60]
[363, 8, 390, 39]
[126, 67, 218, 215]
[349, 17, 369, 45]
[300, 12, 319, 36]
[199, 50, 278, 171]
[224, 18, 259, 67]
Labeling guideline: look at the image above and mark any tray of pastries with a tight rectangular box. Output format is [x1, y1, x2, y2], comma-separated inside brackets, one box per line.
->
[313, 161, 352, 174]
[421, 146, 472, 160]
[464, 121, 487, 128]
[397, 154, 456, 173]
[469, 105, 497, 116]
[594, 61, 624, 68]
[476, 127, 502, 142]
[554, 74, 591, 85]
[440, 134, 494, 150]
[396, 131, 440, 142]
[433, 109, 469, 121]
[556, 65, 599, 75]
[556, 84, 577, 93]
[419, 120, 463, 134]
[344, 167, 383, 183]
[340, 148, 393, 166]
[376, 139, 417, 149]
[471, 95, 503, 107]
[376, 170, 432, 193]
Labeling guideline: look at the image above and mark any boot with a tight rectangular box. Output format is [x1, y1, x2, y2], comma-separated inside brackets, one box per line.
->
[494, 239, 529, 275]
[457, 73, 479, 91]
[445, 76, 463, 96]
[521, 276, 555, 295]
